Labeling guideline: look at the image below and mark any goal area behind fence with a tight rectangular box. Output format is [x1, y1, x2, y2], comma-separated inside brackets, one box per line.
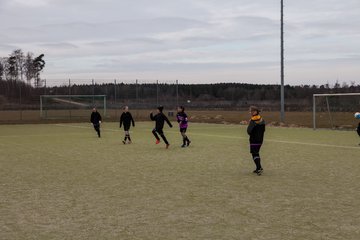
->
[40, 95, 106, 119]
[313, 93, 360, 130]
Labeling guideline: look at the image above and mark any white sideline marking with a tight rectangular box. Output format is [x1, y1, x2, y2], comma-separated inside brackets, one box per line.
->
[54, 124, 360, 151]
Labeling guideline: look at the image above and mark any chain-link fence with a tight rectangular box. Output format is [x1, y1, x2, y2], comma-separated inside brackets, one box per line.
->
[1, 78, 360, 128]
[0, 79, 193, 122]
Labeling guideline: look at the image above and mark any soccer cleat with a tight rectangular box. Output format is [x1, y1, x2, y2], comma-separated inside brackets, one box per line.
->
[156, 140, 160, 144]
[166, 144, 170, 149]
[122, 140, 126, 144]
[181, 144, 186, 148]
[253, 168, 263, 175]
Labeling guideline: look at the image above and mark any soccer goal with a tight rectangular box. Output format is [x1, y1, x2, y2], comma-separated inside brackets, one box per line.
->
[313, 93, 360, 130]
[40, 95, 106, 119]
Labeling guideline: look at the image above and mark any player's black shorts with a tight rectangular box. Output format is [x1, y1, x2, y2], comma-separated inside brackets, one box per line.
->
[180, 128, 187, 133]
[250, 143, 262, 154]
[123, 124, 131, 131]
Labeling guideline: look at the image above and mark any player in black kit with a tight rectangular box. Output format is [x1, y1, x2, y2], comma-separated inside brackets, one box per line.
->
[90, 107, 102, 138]
[150, 106, 173, 149]
[119, 106, 135, 144]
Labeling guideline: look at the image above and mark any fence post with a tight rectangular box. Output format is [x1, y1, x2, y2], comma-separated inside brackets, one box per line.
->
[325, 96, 334, 129]
[313, 95, 316, 130]
[92, 79, 95, 105]
[40, 95, 43, 118]
[136, 79, 139, 104]
[176, 79, 179, 106]
[156, 80, 159, 106]
[19, 83, 22, 121]
[114, 79, 117, 119]
[68, 79, 71, 119]
[68, 79, 71, 95]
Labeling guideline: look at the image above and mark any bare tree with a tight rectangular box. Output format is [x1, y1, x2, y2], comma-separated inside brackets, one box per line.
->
[24, 52, 35, 85]
[33, 54, 45, 87]
[6, 56, 18, 81]
[12, 49, 25, 81]
[0, 59, 4, 80]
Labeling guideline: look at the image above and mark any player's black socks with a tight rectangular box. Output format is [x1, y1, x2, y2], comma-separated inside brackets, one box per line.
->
[160, 133, 169, 145]
[127, 134, 131, 141]
[152, 130, 160, 140]
[252, 154, 262, 170]
[254, 158, 262, 170]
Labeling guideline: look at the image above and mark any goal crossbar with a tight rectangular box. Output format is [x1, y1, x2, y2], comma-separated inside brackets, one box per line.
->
[40, 95, 106, 98]
[313, 93, 360, 97]
[40, 95, 107, 119]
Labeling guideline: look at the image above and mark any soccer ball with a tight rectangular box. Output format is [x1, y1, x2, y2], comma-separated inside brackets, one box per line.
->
[355, 112, 360, 119]
[187, 100, 191, 103]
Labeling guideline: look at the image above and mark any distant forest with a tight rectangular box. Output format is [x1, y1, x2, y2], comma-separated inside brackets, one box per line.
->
[1, 49, 360, 111]
[1, 78, 359, 111]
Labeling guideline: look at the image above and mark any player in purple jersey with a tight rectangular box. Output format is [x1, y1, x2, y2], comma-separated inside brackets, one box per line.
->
[176, 106, 191, 148]
[357, 122, 360, 145]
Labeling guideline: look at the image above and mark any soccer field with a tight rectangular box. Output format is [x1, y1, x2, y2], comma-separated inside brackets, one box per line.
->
[1, 122, 360, 240]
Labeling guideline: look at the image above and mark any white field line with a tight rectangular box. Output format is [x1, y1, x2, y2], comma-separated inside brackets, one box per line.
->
[54, 124, 360, 151]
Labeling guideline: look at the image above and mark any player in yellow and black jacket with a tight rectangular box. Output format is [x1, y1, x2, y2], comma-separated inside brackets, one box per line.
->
[247, 106, 265, 175]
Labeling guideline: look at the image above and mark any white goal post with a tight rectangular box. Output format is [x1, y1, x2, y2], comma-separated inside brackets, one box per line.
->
[40, 95, 106, 119]
[313, 93, 360, 130]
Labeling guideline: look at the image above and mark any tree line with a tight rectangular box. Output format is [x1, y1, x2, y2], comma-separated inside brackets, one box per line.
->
[0, 49, 45, 87]
[1, 48, 359, 111]
[1, 79, 359, 111]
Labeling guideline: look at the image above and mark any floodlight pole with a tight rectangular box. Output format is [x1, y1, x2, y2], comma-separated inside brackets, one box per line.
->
[136, 79, 139, 103]
[176, 79, 179, 106]
[280, 0, 285, 122]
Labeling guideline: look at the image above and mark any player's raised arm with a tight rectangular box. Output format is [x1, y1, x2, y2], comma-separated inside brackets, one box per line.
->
[150, 112, 155, 121]
[165, 115, 172, 128]
[130, 113, 135, 127]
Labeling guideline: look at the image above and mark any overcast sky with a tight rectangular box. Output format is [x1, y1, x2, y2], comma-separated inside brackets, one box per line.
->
[1, 0, 359, 85]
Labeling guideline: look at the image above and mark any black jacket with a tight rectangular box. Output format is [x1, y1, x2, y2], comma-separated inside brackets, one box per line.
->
[357, 122, 360, 136]
[120, 112, 135, 128]
[150, 112, 172, 130]
[90, 111, 102, 124]
[247, 115, 265, 144]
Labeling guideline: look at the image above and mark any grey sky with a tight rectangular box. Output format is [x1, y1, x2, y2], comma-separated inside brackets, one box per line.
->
[0, 0, 359, 85]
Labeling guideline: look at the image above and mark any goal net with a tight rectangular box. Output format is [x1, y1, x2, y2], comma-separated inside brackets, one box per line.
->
[313, 93, 360, 130]
[40, 95, 106, 119]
